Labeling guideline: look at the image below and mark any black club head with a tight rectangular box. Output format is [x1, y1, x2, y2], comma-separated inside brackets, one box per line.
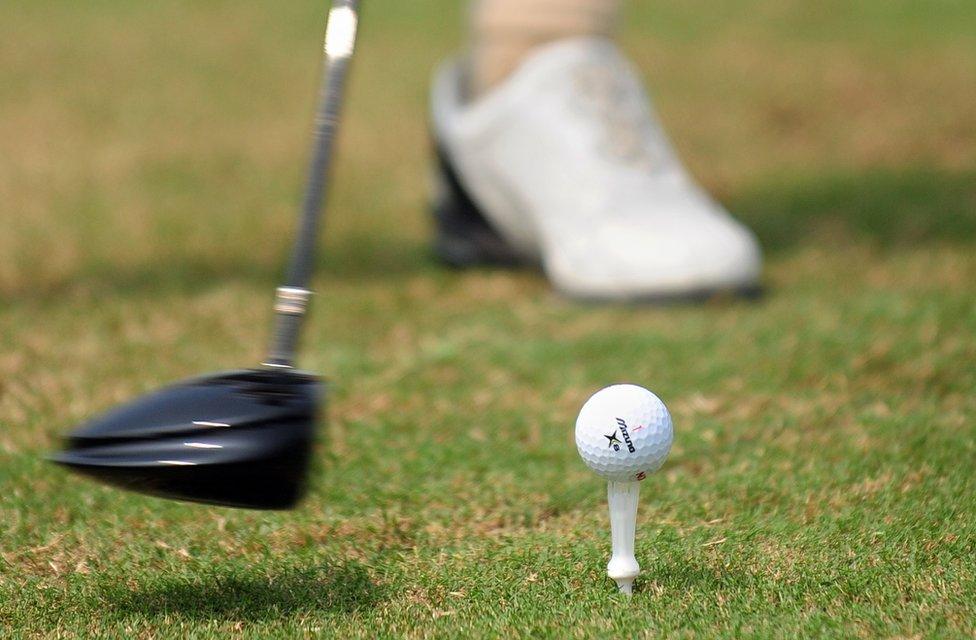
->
[50, 369, 324, 510]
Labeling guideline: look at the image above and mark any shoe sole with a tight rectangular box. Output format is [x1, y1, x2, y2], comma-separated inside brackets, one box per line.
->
[559, 283, 764, 305]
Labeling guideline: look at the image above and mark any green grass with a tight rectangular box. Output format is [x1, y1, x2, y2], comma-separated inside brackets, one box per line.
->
[2, 0, 975, 637]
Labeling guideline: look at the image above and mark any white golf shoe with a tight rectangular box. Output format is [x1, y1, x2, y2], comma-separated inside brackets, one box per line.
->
[430, 37, 762, 301]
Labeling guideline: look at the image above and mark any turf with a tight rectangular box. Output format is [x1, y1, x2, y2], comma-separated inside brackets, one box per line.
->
[2, 0, 975, 637]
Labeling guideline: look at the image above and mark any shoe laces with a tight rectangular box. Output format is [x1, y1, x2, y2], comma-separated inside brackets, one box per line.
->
[572, 60, 669, 172]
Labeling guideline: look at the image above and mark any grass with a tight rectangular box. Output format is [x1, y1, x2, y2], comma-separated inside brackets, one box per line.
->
[1, 0, 975, 637]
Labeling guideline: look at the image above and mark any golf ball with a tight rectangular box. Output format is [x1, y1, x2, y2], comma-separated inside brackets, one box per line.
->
[575, 384, 673, 481]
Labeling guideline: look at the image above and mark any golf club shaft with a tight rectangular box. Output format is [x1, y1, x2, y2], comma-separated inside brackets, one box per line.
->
[265, 0, 361, 368]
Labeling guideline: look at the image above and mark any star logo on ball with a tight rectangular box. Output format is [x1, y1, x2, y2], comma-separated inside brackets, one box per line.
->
[605, 431, 622, 451]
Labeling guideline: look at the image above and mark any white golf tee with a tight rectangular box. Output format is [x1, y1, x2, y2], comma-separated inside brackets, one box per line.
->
[606, 479, 640, 594]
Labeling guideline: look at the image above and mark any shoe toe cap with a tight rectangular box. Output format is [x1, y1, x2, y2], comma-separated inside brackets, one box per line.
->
[545, 208, 762, 300]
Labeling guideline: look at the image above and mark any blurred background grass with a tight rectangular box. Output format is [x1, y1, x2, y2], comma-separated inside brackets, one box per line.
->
[1, 1, 975, 637]
[2, 0, 974, 294]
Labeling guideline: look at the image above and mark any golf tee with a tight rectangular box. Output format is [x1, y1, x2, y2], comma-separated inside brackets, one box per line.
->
[606, 479, 640, 594]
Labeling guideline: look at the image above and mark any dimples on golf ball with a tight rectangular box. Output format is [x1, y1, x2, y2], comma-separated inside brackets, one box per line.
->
[575, 384, 673, 481]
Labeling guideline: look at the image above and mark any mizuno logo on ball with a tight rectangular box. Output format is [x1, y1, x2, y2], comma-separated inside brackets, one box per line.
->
[615, 418, 637, 453]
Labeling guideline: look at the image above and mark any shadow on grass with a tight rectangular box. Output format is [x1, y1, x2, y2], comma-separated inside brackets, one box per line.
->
[12, 166, 975, 302]
[105, 561, 383, 621]
[733, 166, 976, 253]
[9, 236, 433, 302]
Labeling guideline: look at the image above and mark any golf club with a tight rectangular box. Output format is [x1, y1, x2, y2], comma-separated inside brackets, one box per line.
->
[49, 0, 361, 509]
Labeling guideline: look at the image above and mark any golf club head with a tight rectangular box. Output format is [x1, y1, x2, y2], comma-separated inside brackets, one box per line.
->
[51, 369, 323, 509]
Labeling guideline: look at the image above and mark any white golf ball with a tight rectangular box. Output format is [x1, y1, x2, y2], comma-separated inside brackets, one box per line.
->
[575, 384, 673, 481]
